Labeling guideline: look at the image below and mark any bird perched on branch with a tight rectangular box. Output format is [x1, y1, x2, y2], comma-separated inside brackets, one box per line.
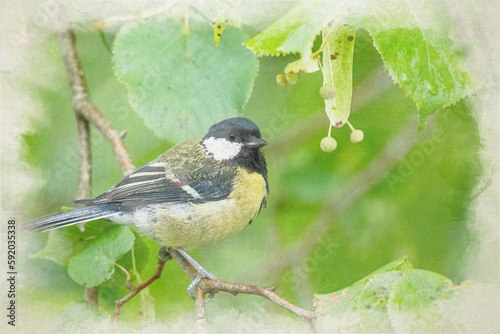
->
[24, 117, 269, 298]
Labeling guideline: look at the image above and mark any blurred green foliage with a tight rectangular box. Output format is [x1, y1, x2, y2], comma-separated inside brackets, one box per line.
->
[17, 7, 481, 333]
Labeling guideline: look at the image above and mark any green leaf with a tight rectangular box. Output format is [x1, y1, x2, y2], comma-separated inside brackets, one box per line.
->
[53, 301, 111, 333]
[322, 23, 356, 128]
[314, 256, 412, 331]
[342, 0, 481, 130]
[67, 225, 135, 287]
[113, 17, 258, 142]
[357, 271, 405, 331]
[244, 1, 335, 58]
[389, 269, 455, 309]
[30, 222, 108, 266]
[101, 233, 150, 288]
[387, 269, 459, 332]
[314, 257, 478, 332]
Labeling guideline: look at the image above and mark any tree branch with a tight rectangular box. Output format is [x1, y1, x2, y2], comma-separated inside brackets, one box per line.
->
[199, 280, 317, 322]
[169, 249, 317, 330]
[55, 17, 136, 309]
[113, 259, 166, 329]
[55, 27, 135, 176]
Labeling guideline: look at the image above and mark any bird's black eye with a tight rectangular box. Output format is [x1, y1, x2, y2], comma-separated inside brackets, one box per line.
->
[229, 133, 236, 141]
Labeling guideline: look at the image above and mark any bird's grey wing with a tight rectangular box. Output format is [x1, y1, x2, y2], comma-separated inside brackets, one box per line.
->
[78, 143, 237, 206]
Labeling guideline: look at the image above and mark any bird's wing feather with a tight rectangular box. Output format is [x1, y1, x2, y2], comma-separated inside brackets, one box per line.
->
[84, 139, 237, 205]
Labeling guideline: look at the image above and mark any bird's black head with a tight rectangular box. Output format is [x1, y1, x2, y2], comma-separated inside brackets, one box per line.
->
[204, 117, 266, 148]
[202, 118, 268, 177]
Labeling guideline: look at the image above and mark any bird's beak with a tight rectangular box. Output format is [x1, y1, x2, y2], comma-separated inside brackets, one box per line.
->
[245, 136, 267, 149]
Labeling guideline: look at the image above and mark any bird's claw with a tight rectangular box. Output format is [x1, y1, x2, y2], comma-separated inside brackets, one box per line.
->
[172, 247, 218, 302]
[187, 274, 201, 299]
[187, 271, 218, 302]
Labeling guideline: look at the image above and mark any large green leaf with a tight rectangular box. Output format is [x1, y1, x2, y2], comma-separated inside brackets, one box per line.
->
[113, 17, 258, 141]
[67, 225, 135, 287]
[342, 0, 481, 130]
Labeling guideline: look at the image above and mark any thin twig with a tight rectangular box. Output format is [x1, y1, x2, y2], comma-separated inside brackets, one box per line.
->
[55, 27, 135, 175]
[113, 259, 166, 328]
[199, 280, 317, 321]
[196, 288, 208, 334]
[75, 114, 92, 200]
[84, 285, 98, 309]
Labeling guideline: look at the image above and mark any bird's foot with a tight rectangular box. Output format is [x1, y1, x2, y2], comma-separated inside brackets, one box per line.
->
[172, 247, 219, 302]
[187, 268, 218, 302]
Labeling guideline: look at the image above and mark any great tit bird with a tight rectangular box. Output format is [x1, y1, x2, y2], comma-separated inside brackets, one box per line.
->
[25, 117, 269, 297]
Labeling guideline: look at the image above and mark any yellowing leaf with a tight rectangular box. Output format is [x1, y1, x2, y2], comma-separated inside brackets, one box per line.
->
[322, 23, 356, 128]
[284, 56, 319, 74]
[212, 20, 226, 47]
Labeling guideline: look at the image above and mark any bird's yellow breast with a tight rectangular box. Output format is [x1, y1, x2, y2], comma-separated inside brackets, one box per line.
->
[227, 165, 267, 213]
[148, 166, 267, 249]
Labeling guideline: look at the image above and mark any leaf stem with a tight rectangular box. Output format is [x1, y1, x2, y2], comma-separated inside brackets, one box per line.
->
[114, 261, 131, 282]
[346, 120, 355, 132]
[312, 19, 336, 59]
[182, 4, 190, 34]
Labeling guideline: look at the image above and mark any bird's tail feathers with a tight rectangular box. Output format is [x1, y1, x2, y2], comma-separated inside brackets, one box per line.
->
[23, 204, 121, 233]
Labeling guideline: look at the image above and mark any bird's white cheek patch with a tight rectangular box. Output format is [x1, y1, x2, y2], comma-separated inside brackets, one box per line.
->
[203, 137, 242, 161]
